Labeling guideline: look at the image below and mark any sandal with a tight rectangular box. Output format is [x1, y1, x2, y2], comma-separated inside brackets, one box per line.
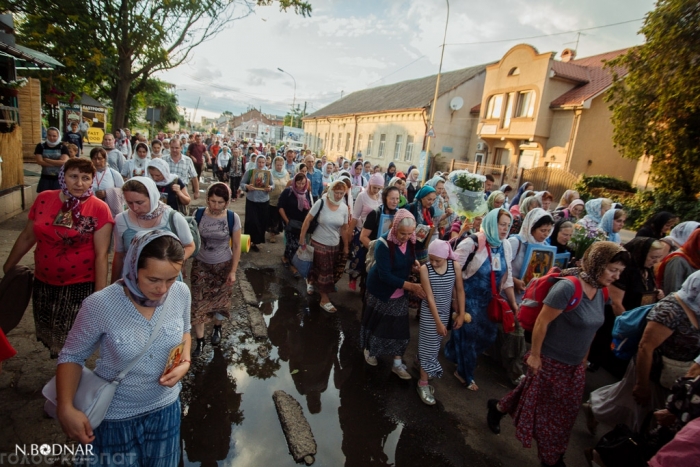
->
[306, 282, 314, 295]
[320, 302, 337, 313]
[466, 381, 479, 391]
[453, 371, 468, 387]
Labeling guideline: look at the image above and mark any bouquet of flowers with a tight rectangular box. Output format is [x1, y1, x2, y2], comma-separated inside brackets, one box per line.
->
[568, 223, 607, 259]
[444, 170, 488, 219]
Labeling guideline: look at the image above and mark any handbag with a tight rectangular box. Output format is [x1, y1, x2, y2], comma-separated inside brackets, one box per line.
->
[486, 247, 515, 333]
[660, 356, 693, 389]
[286, 219, 303, 233]
[292, 244, 314, 278]
[42, 308, 169, 429]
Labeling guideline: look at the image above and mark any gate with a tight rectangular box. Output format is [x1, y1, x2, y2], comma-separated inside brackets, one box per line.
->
[518, 167, 580, 202]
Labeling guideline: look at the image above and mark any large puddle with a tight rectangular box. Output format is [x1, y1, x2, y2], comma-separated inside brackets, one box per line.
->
[180, 268, 471, 466]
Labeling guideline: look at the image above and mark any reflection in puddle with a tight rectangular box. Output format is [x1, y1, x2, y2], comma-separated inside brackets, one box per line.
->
[182, 268, 463, 466]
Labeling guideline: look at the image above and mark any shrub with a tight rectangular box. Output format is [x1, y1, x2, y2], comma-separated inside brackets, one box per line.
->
[574, 175, 635, 201]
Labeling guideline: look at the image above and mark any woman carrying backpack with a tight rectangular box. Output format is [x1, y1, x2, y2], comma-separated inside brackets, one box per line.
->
[446, 208, 519, 390]
[487, 241, 629, 467]
[190, 183, 241, 358]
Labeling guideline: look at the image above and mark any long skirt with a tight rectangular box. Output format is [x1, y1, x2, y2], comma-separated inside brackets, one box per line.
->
[190, 259, 233, 326]
[498, 353, 585, 466]
[334, 238, 348, 284]
[361, 292, 410, 357]
[284, 228, 301, 263]
[244, 198, 269, 245]
[309, 240, 338, 294]
[491, 325, 528, 382]
[346, 228, 367, 280]
[590, 358, 667, 432]
[33, 279, 94, 358]
[267, 203, 283, 235]
[81, 399, 180, 466]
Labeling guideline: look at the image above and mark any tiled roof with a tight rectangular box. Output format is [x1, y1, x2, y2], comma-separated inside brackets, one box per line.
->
[470, 103, 481, 113]
[304, 63, 490, 119]
[550, 61, 590, 83]
[550, 48, 630, 108]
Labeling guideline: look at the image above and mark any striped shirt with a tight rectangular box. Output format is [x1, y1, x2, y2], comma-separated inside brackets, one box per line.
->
[58, 282, 191, 420]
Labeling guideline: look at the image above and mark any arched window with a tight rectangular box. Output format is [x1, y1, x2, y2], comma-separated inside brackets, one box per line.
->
[508, 67, 520, 76]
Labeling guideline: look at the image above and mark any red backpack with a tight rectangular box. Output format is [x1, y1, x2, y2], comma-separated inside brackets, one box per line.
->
[517, 268, 609, 332]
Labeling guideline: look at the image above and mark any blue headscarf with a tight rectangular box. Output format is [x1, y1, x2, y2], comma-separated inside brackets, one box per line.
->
[425, 176, 445, 217]
[509, 182, 531, 207]
[414, 185, 436, 202]
[600, 208, 622, 243]
[481, 208, 512, 248]
[584, 198, 606, 224]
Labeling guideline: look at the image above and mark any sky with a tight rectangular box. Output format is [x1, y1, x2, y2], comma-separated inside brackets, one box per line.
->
[158, 0, 657, 122]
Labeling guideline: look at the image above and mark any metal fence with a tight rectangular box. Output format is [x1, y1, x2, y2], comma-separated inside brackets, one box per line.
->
[518, 166, 580, 202]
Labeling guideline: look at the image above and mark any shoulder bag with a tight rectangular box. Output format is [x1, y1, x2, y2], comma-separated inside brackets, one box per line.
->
[42, 306, 170, 429]
[486, 247, 515, 333]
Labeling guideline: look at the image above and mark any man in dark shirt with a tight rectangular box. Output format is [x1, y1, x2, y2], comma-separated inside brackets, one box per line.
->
[62, 122, 83, 154]
[186, 133, 210, 179]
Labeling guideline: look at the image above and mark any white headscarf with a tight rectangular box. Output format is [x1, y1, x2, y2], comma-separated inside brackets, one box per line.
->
[146, 158, 178, 186]
[518, 207, 553, 244]
[129, 176, 162, 216]
[676, 270, 700, 316]
[668, 221, 700, 248]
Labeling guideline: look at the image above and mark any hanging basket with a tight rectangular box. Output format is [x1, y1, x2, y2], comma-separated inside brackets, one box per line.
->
[0, 88, 19, 98]
[44, 95, 59, 105]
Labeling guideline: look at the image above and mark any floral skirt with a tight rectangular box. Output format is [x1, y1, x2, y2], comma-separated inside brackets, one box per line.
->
[309, 240, 338, 294]
[360, 292, 410, 357]
[190, 259, 233, 325]
[498, 352, 586, 465]
[33, 279, 94, 358]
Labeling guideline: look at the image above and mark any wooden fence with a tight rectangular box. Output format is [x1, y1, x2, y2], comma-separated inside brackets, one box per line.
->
[18, 78, 42, 162]
[518, 166, 580, 202]
[0, 126, 24, 191]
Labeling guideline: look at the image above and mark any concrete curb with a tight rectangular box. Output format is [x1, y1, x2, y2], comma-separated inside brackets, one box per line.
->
[272, 390, 316, 465]
[239, 278, 258, 306]
[248, 306, 268, 339]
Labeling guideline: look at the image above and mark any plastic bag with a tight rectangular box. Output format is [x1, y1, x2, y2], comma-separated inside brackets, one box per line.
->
[292, 245, 314, 278]
[444, 170, 488, 219]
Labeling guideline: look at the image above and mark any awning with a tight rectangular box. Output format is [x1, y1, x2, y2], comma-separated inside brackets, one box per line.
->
[0, 41, 63, 70]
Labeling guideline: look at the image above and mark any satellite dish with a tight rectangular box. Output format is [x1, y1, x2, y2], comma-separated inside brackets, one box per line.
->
[449, 97, 464, 111]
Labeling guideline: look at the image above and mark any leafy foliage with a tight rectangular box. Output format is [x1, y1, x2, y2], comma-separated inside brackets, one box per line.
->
[6, 0, 312, 129]
[605, 0, 700, 205]
[574, 175, 635, 197]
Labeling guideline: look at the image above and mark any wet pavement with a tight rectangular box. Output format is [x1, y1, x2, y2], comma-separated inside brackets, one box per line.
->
[180, 267, 493, 467]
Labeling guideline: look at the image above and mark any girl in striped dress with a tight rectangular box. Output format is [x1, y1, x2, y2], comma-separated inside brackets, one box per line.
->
[416, 239, 466, 405]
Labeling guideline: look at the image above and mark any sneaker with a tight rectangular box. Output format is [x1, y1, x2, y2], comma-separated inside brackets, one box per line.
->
[392, 363, 412, 380]
[417, 384, 436, 405]
[364, 349, 377, 366]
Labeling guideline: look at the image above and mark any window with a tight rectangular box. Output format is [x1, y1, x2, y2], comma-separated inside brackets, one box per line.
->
[393, 135, 403, 160]
[486, 94, 503, 119]
[378, 134, 386, 158]
[357, 134, 363, 154]
[316, 132, 321, 151]
[502, 92, 515, 129]
[345, 133, 351, 151]
[324, 133, 328, 151]
[330, 133, 334, 151]
[367, 134, 374, 155]
[515, 91, 535, 118]
[404, 135, 414, 161]
[337, 132, 342, 151]
[508, 67, 520, 76]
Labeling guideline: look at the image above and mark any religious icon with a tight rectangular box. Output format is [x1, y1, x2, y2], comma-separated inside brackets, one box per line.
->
[53, 210, 74, 228]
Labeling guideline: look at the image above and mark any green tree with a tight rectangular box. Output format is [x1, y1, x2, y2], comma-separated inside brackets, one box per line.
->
[5, 0, 311, 130]
[606, 0, 700, 209]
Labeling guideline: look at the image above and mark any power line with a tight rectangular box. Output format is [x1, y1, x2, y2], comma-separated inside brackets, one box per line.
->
[366, 55, 427, 87]
[445, 18, 644, 46]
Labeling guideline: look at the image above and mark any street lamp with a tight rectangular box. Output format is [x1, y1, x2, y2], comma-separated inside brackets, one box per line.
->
[423, 0, 450, 183]
[277, 67, 297, 128]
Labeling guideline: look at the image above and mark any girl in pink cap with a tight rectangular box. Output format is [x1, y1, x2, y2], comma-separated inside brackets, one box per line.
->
[416, 239, 467, 405]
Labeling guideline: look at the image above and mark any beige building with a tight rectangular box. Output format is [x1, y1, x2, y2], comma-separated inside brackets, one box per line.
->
[475, 44, 641, 185]
[302, 64, 489, 172]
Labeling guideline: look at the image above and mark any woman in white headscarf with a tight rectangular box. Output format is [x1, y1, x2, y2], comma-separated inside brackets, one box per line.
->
[122, 141, 152, 180]
[406, 169, 421, 204]
[147, 158, 191, 213]
[321, 162, 334, 189]
[111, 176, 195, 282]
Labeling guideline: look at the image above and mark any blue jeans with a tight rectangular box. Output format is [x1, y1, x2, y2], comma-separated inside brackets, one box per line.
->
[80, 399, 181, 467]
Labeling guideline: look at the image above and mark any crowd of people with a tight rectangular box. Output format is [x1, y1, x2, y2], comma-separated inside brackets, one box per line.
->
[1, 130, 699, 466]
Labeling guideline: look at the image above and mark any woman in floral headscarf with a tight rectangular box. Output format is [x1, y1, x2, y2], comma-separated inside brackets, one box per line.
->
[278, 173, 314, 277]
[488, 241, 629, 467]
[362, 209, 426, 379]
[447, 208, 518, 390]
[3, 159, 113, 357]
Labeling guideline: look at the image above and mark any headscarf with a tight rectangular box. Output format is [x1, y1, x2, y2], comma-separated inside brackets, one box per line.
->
[487, 190, 505, 211]
[567, 199, 585, 217]
[425, 175, 444, 190]
[428, 239, 457, 260]
[369, 173, 384, 187]
[322, 163, 334, 184]
[388, 176, 403, 188]
[387, 208, 416, 245]
[583, 198, 606, 225]
[668, 221, 700, 248]
[519, 195, 541, 217]
[146, 158, 178, 186]
[600, 208, 622, 243]
[481, 208, 511, 248]
[325, 180, 347, 206]
[518, 208, 553, 244]
[352, 161, 364, 186]
[407, 169, 420, 184]
[291, 172, 311, 211]
[577, 241, 626, 288]
[386, 162, 396, 177]
[128, 176, 167, 220]
[549, 219, 574, 253]
[638, 211, 677, 239]
[46, 127, 61, 147]
[414, 185, 436, 202]
[510, 182, 531, 207]
[676, 270, 700, 316]
[271, 156, 287, 178]
[656, 229, 700, 288]
[557, 190, 579, 209]
[57, 164, 94, 226]
[115, 129, 128, 151]
[119, 230, 181, 307]
[623, 237, 656, 271]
